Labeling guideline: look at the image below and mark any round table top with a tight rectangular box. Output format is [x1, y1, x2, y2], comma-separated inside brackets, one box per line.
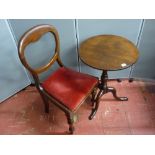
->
[79, 35, 139, 71]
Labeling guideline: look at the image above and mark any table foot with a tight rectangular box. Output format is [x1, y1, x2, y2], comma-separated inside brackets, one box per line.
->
[129, 78, 134, 82]
[117, 79, 122, 82]
[89, 109, 97, 120]
[107, 87, 128, 101]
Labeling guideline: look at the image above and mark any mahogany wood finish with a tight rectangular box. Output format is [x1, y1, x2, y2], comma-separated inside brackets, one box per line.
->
[18, 25, 63, 74]
[18, 24, 98, 134]
[79, 35, 139, 119]
[80, 35, 139, 71]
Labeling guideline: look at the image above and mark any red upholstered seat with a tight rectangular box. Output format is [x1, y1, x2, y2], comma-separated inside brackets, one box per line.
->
[42, 67, 98, 111]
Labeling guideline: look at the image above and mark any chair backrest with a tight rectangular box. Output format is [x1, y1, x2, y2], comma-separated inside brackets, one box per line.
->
[18, 24, 63, 79]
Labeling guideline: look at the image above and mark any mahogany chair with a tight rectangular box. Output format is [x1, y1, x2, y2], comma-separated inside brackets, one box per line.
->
[18, 24, 98, 134]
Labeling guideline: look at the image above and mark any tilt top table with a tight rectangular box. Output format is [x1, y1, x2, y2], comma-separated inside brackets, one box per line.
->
[79, 35, 139, 119]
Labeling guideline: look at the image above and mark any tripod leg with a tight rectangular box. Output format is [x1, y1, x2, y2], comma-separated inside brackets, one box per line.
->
[89, 89, 103, 120]
[107, 87, 128, 101]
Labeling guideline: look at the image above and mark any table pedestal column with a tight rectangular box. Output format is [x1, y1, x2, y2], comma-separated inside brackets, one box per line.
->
[89, 70, 128, 120]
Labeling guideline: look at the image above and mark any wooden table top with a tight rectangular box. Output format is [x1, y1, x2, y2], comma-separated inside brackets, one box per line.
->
[79, 35, 139, 71]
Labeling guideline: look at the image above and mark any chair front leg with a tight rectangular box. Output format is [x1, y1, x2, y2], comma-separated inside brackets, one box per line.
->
[65, 112, 75, 134]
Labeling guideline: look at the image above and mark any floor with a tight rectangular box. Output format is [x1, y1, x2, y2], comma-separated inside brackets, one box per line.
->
[0, 80, 155, 135]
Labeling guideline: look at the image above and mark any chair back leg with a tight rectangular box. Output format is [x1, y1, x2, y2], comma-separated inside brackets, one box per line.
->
[39, 91, 49, 113]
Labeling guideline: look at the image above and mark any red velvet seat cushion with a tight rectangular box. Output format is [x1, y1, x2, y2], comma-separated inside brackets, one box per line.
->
[42, 67, 98, 111]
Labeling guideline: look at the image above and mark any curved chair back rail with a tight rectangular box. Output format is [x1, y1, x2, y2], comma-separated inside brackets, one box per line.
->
[18, 24, 63, 75]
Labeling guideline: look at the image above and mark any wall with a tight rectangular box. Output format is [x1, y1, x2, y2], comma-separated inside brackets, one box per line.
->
[131, 19, 155, 80]
[0, 20, 30, 102]
[1, 19, 155, 102]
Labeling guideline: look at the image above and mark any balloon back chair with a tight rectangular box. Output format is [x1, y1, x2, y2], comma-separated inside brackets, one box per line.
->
[18, 24, 98, 134]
